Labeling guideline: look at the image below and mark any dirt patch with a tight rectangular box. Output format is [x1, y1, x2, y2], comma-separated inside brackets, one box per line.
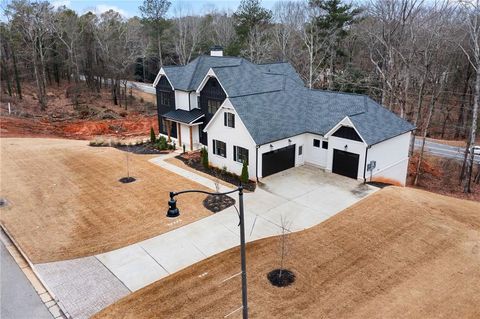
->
[0, 115, 159, 140]
[0, 138, 211, 263]
[94, 187, 480, 319]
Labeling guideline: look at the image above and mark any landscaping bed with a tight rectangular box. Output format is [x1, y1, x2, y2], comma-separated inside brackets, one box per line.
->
[203, 194, 235, 213]
[176, 151, 256, 192]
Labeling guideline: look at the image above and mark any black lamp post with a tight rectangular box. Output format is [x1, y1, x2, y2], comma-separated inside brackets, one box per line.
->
[167, 186, 248, 319]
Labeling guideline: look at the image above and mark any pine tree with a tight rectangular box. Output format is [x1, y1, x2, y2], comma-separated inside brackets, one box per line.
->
[150, 127, 156, 143]
[241, 161, 249, 184]
[201, 147, 209, 169]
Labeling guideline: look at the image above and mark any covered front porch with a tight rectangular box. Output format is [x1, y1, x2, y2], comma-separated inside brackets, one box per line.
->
[161, 109, 205, 151]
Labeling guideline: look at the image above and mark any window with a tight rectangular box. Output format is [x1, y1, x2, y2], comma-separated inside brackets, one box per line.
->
[298, 145, 303, 155]
[234, 146, 249, 164]
[332, 126, 362, 142]
[160, 92, 171, 106]
[208, 99, 222, 114]
[313, 139, 320, 148]
[322, 141, 328, 149]
[224, 112, 235, 128]
[213, 140, 226, 157]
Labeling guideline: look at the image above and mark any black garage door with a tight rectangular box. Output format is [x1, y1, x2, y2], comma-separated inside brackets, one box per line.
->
[332, 149, 360, 179]
[262, 145, 296, 177]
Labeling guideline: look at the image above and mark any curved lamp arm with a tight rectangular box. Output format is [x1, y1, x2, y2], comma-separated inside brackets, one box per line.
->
[170, 186, 243, 200]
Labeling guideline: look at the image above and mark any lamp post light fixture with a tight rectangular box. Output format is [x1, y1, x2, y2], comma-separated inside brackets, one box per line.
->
[167, 186, 248, 319]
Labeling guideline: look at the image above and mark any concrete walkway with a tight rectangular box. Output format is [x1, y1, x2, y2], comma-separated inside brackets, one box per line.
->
[33, 152, 377, 318]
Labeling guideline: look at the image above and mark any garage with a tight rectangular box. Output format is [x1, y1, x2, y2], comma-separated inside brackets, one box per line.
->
[332, 149, 360, 179]
[262, 145, 296, 177]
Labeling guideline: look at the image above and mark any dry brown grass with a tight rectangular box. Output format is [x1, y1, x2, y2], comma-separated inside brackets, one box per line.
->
[95, 187, 480, 319]
[0, 138, 211, 263]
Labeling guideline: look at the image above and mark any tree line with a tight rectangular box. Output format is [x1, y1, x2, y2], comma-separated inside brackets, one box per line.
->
[1, 0, 479, 192]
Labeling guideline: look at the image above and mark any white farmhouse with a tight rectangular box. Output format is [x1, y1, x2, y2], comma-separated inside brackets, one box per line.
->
[153, 48, 414, 186]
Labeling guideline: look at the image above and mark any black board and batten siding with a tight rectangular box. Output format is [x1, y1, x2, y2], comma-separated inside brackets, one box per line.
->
[156, 76, 177, 138]
[199, 77, 227, 145]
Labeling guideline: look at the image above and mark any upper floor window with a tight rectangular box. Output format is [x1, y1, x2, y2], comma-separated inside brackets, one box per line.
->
[234, 146, 248, 164]
[313, 139, 320, 148]
[213, 139, 226, 157]
[160, 91, 171, 106]
[322, 141, 328, 149]
[208, 99, 222, 114]
[224, 112, 235, 128]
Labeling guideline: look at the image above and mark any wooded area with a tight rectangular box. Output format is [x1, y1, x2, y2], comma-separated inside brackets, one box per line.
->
[0, 0, 479, 193]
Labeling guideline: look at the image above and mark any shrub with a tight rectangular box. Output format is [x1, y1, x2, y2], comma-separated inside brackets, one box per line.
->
[201, 147, 209, 169]
[241, 161, 249, 184]
[155, 136, 168, 150]
[150, 127, 156, 143]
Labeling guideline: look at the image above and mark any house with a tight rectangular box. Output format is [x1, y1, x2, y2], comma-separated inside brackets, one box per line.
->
[153, 47, 415, 186]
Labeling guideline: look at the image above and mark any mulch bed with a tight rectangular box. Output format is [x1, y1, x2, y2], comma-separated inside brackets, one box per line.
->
[267, 269, 296, 287]
[203, 194, 236, 213]
[114, 143, 172, 155]
[176, 152, 256, 192]
[119, 177, 136, 183]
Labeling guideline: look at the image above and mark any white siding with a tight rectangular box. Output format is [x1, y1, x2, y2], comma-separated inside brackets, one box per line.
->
[304, 133, 328, 167]
[366, 132, 411, 186]
[206, 100, 257, 178]
[174, 91, 191, 111]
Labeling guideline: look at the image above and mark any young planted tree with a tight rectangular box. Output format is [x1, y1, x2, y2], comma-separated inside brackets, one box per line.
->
[201, 147, 209, 169]
[267, 216, 295, 287]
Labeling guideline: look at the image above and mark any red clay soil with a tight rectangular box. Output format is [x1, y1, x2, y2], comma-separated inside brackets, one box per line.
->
[0, 115, 158, 140]
[408, 152, 480, 201]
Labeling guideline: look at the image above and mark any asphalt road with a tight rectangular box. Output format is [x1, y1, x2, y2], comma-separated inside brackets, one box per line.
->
[414, 138, 480, 163]
[0, 241, 53, 319]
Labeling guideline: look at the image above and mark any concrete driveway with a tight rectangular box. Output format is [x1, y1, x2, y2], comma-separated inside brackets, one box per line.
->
[256, 165, 376, 230]
[94, 164, 377, 292]
[34, 160, 377, 318]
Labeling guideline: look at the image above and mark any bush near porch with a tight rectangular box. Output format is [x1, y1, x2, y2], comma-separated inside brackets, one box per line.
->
[176, 151, 256, 192]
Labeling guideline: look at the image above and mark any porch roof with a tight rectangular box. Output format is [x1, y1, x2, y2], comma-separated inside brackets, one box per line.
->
[162, 109, 205, 125]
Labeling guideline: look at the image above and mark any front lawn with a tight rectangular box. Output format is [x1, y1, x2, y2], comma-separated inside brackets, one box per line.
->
[0, 138, 211, 263]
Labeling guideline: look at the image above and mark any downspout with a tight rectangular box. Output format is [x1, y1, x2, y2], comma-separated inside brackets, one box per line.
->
[363, 145, 370, 184]
[255, 145, 260, 182]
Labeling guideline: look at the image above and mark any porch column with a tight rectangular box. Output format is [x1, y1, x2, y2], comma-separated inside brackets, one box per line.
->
[189, 126, 193, 151]
[177, 122, 182, 146]
[166, 120, 171, 142]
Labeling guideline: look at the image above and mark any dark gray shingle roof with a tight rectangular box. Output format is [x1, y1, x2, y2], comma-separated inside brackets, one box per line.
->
[159, 55, 414, 146]
[163, 108, 204, 124]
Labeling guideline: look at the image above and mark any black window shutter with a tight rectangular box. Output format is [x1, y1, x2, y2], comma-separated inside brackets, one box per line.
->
[232, 114, 235, 128]
[224, 113, 227, 126]
[234, 146, 237, 161]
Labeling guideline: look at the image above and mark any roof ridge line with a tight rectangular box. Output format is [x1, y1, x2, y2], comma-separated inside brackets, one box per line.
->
[186, 56, 203, 90]
[230, 89, 283, 98]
